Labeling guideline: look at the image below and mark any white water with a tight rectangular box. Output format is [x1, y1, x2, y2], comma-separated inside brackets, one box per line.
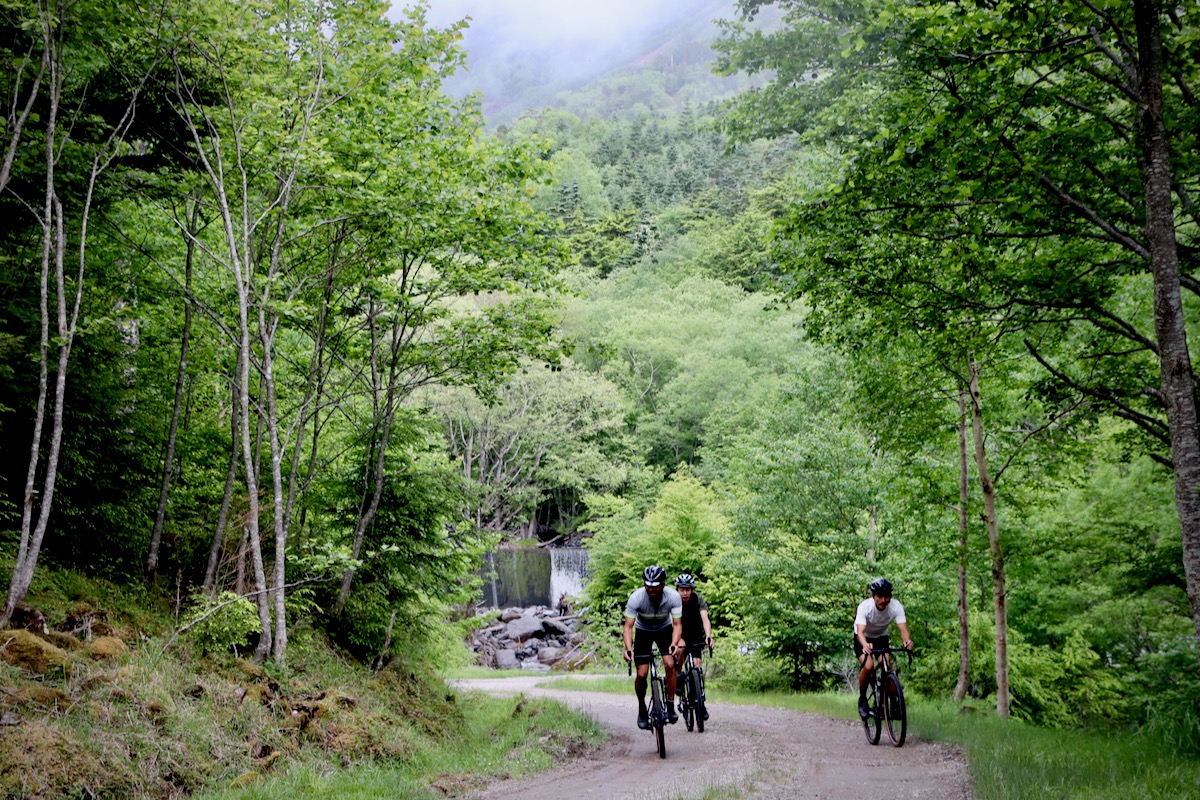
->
[549, 547, 588, 603]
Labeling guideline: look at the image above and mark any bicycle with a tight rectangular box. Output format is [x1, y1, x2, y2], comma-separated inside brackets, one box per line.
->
[628, 643, 670, 758]
[676, 644, 710, 732]
[860, 645, 913, 747]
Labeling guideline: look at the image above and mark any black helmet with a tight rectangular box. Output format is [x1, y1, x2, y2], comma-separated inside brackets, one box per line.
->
[674, 573, 695, 588]
[643, 565, 667, 586]
[869, 577, 893, 597]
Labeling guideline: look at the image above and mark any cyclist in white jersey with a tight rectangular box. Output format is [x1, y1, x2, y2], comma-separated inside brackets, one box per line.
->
[623, 565, 683, 729]
[854, 577, 913, 717]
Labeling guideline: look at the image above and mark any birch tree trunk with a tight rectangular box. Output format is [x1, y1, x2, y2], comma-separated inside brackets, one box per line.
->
[148, 202, 200, 576]
[968, 361, 1009, 718]
[954, 385, 971, 704]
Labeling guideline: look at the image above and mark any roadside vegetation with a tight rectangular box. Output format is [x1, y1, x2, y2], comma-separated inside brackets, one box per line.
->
[0, 570, 603, 799]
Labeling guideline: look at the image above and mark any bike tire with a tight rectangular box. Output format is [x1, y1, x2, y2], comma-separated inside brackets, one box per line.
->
[884, 672, 907, 747]
[692, 669, 705, 733]
[681, 671, 695, 731]
[650, 677, 667, 758]
[862, 680, 882, 745]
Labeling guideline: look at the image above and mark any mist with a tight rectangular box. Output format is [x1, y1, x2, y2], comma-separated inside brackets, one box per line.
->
[404, 0, 738, 117]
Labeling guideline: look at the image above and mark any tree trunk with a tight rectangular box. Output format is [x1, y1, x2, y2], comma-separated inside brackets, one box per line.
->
[203, 376, 241, 596]
[148, 202, 199, 576]
[1133, 0, 1200, 668]
[969, 361, 1009, 718]
[954, 385, 971, 703]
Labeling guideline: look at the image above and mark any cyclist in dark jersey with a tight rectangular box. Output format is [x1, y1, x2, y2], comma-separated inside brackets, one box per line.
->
[674, 573, 712, 720]
[623, 565, 683, 729]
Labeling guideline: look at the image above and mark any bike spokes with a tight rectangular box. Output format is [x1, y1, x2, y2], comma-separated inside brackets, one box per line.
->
[862, 681, 882, 745]
[884, 673, 907, 747]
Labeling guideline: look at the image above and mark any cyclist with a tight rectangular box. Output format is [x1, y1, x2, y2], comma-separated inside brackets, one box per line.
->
[623, 564, 684, 730]
[854, 577, 913, 718]
[674, 572, 712, 720]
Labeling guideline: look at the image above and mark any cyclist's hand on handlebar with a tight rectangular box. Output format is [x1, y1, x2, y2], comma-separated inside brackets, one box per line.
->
[705, 636, 713, 649]
[624, 648, 634, 662]
[862, 642, 873, 655]
[904, 639, 914, 651]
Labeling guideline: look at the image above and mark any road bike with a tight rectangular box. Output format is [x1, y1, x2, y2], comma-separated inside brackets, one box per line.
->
[629, 644, 670, 758]
[860, 645, 913, 747]
[676, 643, 710, 732]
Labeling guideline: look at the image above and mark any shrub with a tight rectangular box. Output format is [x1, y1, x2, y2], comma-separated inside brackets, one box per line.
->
[183, 591, 261, 655]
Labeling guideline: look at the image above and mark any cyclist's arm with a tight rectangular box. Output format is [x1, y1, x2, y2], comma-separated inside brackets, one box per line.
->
[897, 621, 913, 650]
[670, 617, 684, 653]
[623, 616, 636, 660]
[856, 623, 872, 653]
[700, 608, 713, 647]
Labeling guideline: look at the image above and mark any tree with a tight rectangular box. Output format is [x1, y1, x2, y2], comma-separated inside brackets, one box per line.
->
[714, 0, 1200, 669]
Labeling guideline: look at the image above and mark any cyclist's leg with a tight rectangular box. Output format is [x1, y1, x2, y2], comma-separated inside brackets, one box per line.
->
[633, 628, 655, 728]
[853, 636, 871, 714]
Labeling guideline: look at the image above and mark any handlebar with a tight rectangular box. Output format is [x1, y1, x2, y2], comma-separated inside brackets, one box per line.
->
[864, 645, 914, 666]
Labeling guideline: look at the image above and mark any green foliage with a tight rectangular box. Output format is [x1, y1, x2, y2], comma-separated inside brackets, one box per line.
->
[184, 591, 262, 656]
[582, 470, 729, 655]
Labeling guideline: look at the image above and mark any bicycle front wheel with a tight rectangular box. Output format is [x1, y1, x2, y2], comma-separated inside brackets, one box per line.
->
[883, 673, 907, 746]
[650, 678, 667, 758]
[691, 669, 705, 733]
[862, 680, 881, 745]
[680, 671, 695, 731]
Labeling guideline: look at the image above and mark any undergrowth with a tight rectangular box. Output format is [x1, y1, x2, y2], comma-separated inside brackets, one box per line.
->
[0, 570, 605, 799]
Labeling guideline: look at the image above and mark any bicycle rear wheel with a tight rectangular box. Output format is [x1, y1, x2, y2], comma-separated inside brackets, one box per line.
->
[862, 680, 881, 745]
[691, 669, 705, 733]
[650, 677, 667, 758]
[680, 670, 695, 731]
[883, 673, 907, 746]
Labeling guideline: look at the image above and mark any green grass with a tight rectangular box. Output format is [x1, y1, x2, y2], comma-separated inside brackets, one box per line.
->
[535, 675, 1200, 799]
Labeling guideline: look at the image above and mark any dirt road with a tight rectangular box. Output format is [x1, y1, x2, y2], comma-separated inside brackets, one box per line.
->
[451, 675, 973, 800]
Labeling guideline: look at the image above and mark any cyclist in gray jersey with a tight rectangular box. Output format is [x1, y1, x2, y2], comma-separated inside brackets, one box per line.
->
[623, 565, 683, 729]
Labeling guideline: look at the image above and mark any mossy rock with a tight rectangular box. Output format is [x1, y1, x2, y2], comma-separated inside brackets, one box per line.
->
[42, 630, 84, 651]
[229, 772, 259, 789]
[0, 685, 70, 711]
[0, 628, 72, 675]
[87, 636, 129, 661]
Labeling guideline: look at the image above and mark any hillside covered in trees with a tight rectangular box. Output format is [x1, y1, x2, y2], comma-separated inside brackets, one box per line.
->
[1, 0, 1198, 795]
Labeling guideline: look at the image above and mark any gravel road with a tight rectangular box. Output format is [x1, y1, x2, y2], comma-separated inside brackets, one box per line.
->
[450, 674, 973, 800]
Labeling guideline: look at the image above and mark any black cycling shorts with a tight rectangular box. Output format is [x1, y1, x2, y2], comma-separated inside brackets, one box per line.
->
[681, 640, 707, 659]
[853, 634, 889, 659]
[633, 626, 675, 665]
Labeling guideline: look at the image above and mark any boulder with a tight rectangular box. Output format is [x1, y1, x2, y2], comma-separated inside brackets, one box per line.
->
[494, 649, 519, 669]
[504, 615, 546, 643]
[542, 618, 572, 636]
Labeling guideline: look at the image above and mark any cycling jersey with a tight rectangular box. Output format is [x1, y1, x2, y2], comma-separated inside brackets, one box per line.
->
[680, 591, 708, 642]
[625, 586, 682, 632]
[853, 597, 906, 638]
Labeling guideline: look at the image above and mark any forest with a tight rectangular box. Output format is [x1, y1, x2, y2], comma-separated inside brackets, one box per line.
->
[0, 0, 1198, 788]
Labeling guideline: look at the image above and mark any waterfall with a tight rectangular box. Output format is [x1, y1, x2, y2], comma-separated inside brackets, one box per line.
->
[549, 547, 589, 605]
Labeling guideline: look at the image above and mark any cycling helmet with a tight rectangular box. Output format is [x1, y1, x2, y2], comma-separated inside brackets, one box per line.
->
[674, 573, 695, 588]
[643, 565, 667, 586]
[868, 577, 893, 597]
